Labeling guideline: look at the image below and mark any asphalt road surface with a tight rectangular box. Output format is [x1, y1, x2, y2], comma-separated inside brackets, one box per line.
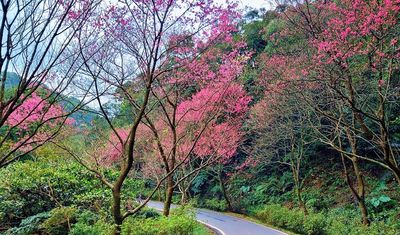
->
[147, 201, 287, 235]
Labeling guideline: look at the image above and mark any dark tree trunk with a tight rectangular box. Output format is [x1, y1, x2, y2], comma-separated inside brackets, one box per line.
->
[352, 158, 369, 226]
[112, 189, 123, 235]
[291, 164, 307, 215]
[163, 175, 174, 216]
[295, 184, 307, 215]
[341, 153, 369, 225]
[219, 172, 233, 211]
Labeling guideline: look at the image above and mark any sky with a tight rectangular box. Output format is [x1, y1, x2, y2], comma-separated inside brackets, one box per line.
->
[239, 0, 273, 10]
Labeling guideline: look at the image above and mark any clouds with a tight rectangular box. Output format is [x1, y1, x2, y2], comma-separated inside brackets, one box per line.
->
[239, 0, 272, 10]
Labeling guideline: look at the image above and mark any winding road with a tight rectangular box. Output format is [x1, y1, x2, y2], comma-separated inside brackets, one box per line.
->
[147, 201, 287, 235]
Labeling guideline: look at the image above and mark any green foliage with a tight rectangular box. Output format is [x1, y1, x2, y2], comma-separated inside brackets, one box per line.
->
[255, 204, 313, 234]
[191, 172, 210, 195]
[3, 212, 49, 235]
[367, 182, 394, 209]
[255, 204, 400, 235]
[325, 208, 400, 235]
[69, 210, 113, 235]
[133, 207, 161, 219]
[303, 213, 327, 235]
[241, 20, 268, 53]
[70, 221, 113, 235]
[370, 195, 391, 208]
[0, 159, 109, 227]
[41, 206, 77, 234]
[262, 18, 306, 55]
[202, 198, 228, 211]
[303, 188, 336, 212]
[0, 158, 146, 230]
[122, 207, 200, 235]
[70, 219, 113, 235]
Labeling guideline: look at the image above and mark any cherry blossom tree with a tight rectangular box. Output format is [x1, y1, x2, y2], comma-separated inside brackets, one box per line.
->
[103, 40, 251, 216]
[280, 0, 400, 185]
[146, 81, 250, 215]
[265, 0, 400, 224]
[0, 0, 98, 167]
[246, 49, 316, 214]
[56, 0, 247, 233]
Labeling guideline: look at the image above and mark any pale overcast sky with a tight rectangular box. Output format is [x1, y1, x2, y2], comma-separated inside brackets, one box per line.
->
[239, 0, 273, 10]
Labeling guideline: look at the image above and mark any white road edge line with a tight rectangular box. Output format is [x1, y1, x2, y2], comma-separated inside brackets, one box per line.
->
[199, 208, 288, 235]
[148, 206, 226, 235]
[197, 220, 226, 235]
[148, 204, 287, 235]
[233, 216, 288, 235]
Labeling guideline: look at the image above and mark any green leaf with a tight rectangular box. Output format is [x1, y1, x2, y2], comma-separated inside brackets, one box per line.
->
[378, 195, 391, 203]
[370, 198, 380, 208]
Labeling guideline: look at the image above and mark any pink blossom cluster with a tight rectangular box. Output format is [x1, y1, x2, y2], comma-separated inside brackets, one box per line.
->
[6, 92, 74, 153]
[7, 93, 74, 131]
[314, 0, 400, 66]
[98, 129, 131, 167]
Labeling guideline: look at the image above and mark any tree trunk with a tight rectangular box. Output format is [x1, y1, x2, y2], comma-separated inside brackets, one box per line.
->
[351, 158, 370, 226]
[342, 157, 370, 226]
[359, 199, 369, 225]
[112, 189, 123, 235]
[219, 172, 233, 211]
[180, 187, 189, 204]
[291, 165, 307, 215]
[342, 127, 370, 225]
[295, 184, 307, 215]
[158, 187, 163, 202]
[163, 175, 174, 216]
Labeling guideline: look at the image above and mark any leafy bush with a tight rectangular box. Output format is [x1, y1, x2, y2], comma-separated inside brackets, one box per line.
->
[255, 204, 308, 234]
[122, 206, 199, 235]
[0, 160, 108, 227]
[41, 206, 77, 234]
[303, 188, 335, 212]
[69, 209, 113, 235]
[303, 213, 327, 235]
[0, 159, 145, 229]
[133, 207, 161, 219]
[70, 220, 113, 235]
[202, 198, 227, 211]
[3, 212, 49, 235]
[255, 204, 399, 235]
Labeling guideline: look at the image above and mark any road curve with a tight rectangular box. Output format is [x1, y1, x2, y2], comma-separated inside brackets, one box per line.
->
[147, 201, 287, 235]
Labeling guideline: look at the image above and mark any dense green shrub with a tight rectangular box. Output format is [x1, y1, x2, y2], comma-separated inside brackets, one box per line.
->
[325, 207, 400, 235]
[41, 207, 77, 234]
[0, 159, 145, 229]
[255, 204, 399, 235]
[3, 212, 50, 235]
[303, 188, 335, 212]
[255, 204, 310, 234]
[122, 207, 199, 235]
[69, 209, 113, 235]
[303, 213, 327, 235]
[0, 160, 109, 227]
[202, 198, 228, 211]
[70, 220, 113, 235]
[0, 157, 166, 234]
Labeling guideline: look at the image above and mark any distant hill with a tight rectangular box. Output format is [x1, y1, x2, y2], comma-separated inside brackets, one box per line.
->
[4, 72, 21, 88]
[60, 96, 97, 126]
[3, 72, 97, 126]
